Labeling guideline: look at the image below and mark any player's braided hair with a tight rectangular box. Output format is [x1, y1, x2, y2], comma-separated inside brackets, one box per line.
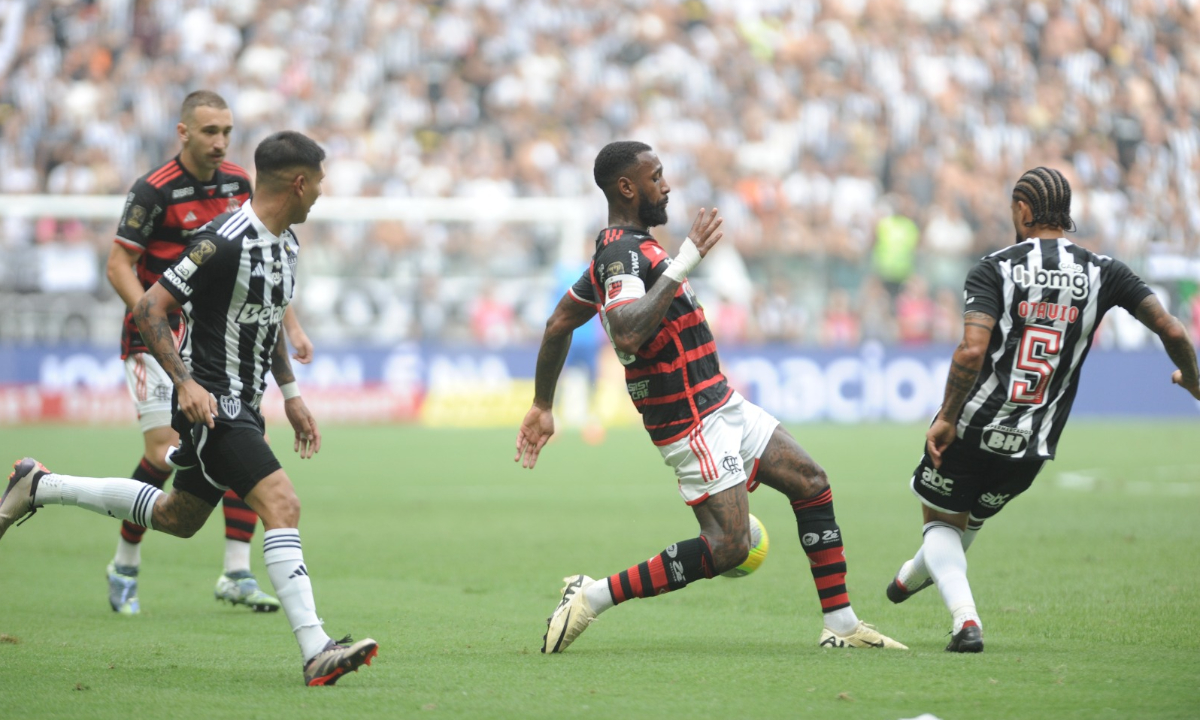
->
[1012, 167, 1076, 232]
[594, 141, 652, 195]
[180, 90, 228, 122]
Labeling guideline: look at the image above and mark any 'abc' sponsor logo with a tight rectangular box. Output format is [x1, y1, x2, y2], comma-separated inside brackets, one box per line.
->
[920, 467, 954, 495]
[979, 492, 1012, 508]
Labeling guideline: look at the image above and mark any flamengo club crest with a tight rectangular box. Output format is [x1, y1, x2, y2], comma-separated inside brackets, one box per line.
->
[221, 395, 242, 418]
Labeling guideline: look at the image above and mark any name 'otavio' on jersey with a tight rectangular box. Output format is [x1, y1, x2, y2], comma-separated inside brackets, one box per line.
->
[569, 226, 731, 446]
[958, 237, 1152, 460]
[157, 203, 298, 409]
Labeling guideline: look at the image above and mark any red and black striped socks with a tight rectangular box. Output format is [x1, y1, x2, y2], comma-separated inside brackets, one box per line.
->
[792, 489, 851, 614]
[604, 537, 715, 608]
[222, 490, 258, 574]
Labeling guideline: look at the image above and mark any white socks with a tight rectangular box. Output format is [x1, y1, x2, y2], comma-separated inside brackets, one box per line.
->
[35, 473, 161, 529]
[922, 522, 981, 632]
[896, 517, 981, 589]
[585, 578, 614, 614]
[225, 539, 252, 575]
[263, 529, 331, 661]
[114, 537, 141, 567]
[823, 606, 861, 635]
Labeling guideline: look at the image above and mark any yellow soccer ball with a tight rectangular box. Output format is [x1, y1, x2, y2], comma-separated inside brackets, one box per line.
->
[721, 512, 770, 578]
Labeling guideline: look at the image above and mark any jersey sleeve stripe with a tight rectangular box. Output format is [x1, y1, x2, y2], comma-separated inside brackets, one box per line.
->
[114, 235, 146, 251]
[219, 162, 250, 178]
[147, 166, 183, 188]
[567, 288, 595, 307]
[145, 160, 178, 186]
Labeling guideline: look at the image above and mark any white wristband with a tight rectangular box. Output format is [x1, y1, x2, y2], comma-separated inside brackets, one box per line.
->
[662, 237, 702, 282]
[279, 381, 301, 400]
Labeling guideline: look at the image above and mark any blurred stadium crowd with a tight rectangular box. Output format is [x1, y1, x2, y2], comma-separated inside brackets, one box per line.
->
[1, 0, 1198, 347]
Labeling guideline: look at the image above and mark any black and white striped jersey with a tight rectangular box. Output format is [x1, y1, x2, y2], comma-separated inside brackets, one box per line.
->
[957, 237, 1152, 461]
[157, 203, 298, 408]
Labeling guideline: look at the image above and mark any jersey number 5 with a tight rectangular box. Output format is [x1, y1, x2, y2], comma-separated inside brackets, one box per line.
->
[1010, 326, 1063, 405]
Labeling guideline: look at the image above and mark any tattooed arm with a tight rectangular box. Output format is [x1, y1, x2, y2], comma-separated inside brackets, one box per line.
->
[605, 209, 723, 355]
[604, 274, 681, 355]
[515, 293, 597, 469]
[270, 331, 296, 386]
[133, 283, 216, 427]
[926, 311, 996, 467]
[1133, 294, 1200, 400]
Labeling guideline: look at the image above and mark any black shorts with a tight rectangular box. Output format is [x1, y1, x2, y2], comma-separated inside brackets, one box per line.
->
[169, 393, 281, 506]
[909, 438, 1045, 519]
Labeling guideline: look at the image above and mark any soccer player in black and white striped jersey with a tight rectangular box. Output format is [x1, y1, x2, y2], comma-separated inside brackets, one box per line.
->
[0, 131, 377, 686]
[886, 167, 1200, 652]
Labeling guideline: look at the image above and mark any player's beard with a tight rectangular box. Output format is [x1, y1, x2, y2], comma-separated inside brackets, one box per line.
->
[638, 196, 668, 228]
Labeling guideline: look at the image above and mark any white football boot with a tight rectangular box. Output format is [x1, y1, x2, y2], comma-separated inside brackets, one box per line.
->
[819, 621, 908, 649]
[542, 574, 598, 653]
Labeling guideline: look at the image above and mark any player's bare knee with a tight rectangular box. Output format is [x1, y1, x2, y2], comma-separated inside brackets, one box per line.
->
[798, 464, 829, 491]
[256, 488, 301, 528]
[271, 492, 301, 527]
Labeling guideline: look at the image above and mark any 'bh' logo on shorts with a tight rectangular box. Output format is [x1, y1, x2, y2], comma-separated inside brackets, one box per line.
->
[220, 395, 242, 418]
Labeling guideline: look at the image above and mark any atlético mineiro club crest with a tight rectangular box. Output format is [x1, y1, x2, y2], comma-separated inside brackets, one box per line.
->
[220, 395, 241, 418]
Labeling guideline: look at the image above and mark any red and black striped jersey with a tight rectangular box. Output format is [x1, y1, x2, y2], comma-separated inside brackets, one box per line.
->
[113, 156, 251, 358]
[570, 226, 731, 445]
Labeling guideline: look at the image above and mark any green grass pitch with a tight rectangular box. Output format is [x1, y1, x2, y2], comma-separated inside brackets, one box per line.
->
[1, 421, 1198, 719]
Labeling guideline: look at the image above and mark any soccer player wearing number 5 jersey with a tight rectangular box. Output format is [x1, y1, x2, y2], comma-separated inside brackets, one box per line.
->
[516, 141, 905, 653]
[887, 167, 1200, 652]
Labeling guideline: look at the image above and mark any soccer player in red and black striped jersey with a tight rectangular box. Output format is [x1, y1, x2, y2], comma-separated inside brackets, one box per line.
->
[886, 167, 1200, 652]
[103, 91, 308, 615]
[517, 141, 906, 653]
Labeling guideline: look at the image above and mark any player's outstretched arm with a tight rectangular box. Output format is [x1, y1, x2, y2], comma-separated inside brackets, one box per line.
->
[283, 305, 314, 364]
[606, 208, 722, 354]
[134, 284, 217, 427]
[516, 293, 596, 469]
[927, 311, 995, 467]
[1133, 294, 1200, 400]
[271, 333, 321, 458]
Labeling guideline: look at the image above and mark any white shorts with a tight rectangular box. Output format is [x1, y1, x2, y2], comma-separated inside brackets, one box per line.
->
[658, 391, 780, 505]
[124, 353, 174, 433]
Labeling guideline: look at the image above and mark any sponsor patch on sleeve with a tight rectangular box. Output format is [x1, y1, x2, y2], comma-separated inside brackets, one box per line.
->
[162, 267, 193, 297]
[188, 239, 217, 265]
[125, 205, 146, 229]
[173, 257, 198, 280]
